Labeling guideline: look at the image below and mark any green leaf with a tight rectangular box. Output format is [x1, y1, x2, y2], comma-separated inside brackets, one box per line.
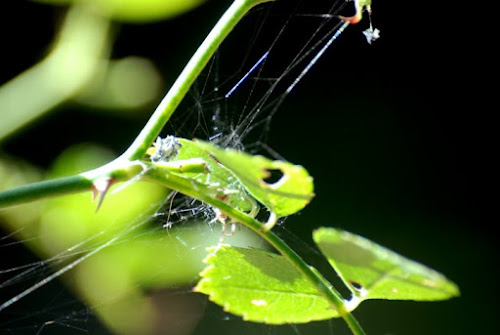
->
[156, 138, 257, 213]
[313, 227, 460, 301]
[196, 141, 314, 219]
[149, 138, 313, 230]
[195, 245, 338, 324]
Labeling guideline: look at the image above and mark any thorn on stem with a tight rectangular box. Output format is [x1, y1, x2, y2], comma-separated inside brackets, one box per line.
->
[91, 177, 115, 212]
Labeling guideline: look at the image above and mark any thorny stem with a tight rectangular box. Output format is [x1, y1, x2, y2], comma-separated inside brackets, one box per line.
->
[0, 159, 143, 208]
[0, 0, 272, 209]
[0, 1, 367, 334]
[144, 169, 367, 335]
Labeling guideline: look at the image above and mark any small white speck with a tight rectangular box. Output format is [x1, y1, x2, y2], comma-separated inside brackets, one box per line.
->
[251, 299, 268, 307]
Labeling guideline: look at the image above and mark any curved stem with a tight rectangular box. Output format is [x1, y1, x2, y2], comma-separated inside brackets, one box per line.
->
[144, 168, 366, 335]
[0, 0, 272, 208]
[1, 2, 366, 333]
[262, 229, 365, 334]
[123, 0, 273, 160]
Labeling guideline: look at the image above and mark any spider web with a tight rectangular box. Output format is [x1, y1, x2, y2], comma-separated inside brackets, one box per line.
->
[0, 1, 376, 334]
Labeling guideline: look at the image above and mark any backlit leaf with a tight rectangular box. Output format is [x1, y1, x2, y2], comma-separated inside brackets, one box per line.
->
[195, 245, 338, 324]
[313, 227, 460, 301]
[196, 141, 314, 219]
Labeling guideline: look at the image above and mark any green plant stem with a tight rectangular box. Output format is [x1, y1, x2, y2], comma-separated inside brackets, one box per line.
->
[144, 168, 366, 335]
[0, 0, 273, 209]
[0, 160, 143, 208]
[123, 0, 273, 160]
[0, 176, 92, 208]
[1, 2, 366, 333]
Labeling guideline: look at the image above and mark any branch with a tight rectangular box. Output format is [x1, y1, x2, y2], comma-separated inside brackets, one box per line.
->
[0, 0, 273, 210]
[0, 176, 92, 208]
[123, 0, 274, 160]
[0, 159, 144, 208]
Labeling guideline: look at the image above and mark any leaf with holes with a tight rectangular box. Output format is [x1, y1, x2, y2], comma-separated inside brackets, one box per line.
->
[196, 141, 314, 221]
[194, 245, 339, 324]
[150, 138, 256, 213]
[313, 227, 460, 301]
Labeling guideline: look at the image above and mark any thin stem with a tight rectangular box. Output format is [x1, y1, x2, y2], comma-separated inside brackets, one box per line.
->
[0, 176, 92, 208]
[262, 230, 365, 335]
[0, 0, 272, 209]
[123, 0, 273, 160]
[0, 160, 143, 209]
[1, 2, 366, 333]
[144, 169, 366, 335]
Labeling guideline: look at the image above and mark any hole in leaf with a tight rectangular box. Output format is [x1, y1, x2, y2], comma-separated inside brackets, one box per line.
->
[349, 281, 363, 291]
[262, 168, 284, 184]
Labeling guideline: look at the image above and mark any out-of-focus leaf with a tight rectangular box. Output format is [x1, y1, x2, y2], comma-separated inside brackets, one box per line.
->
[0, 4, 110, 141]
[0, 156, 45, 237]
[37, 0, 205, 23]
[195, 245, 338, 324]
[74, 57, 163, 111]
[196, 141, 314, 219]
[313, 227, 460, 301]
[39, 143, 168, 254]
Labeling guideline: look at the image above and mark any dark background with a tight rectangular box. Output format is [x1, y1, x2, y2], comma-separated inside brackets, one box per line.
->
[1, 0, 495, 334]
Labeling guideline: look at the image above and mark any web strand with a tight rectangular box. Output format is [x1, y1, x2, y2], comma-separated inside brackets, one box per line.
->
[2, 1, 362, 330]
[286, 21, 349, 94]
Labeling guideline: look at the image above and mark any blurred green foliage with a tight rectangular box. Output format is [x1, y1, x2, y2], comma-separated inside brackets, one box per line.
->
[1, 144, 267, 335]
[0, 0, 203, 141]
[36, 0, 205, 23]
